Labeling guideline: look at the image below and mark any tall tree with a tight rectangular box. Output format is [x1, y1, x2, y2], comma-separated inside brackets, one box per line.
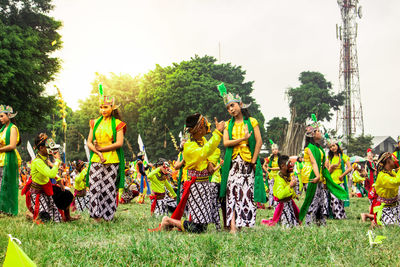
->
[265, 117, 288, 150]
[137, 55, 266, 161]
[0, 0, 61, 132]
[282, 71, 344, 155]
[344, 135, 373, 157]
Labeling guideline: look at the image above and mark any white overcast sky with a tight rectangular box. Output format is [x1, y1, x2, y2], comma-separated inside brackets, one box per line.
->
[48, 0, 400, 138]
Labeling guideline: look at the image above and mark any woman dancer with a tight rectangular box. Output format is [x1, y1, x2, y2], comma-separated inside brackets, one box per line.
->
[0, 105, 21, 216]
[218, 83, 266, 233]
[86, 88, 126, 222]
[267, 140, 280, 209]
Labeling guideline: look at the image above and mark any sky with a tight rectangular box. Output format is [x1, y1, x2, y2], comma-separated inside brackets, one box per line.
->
[48, 0, 400, 139]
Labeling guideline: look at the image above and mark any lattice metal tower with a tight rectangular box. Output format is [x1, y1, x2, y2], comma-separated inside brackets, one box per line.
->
[336, 0, 364, 140]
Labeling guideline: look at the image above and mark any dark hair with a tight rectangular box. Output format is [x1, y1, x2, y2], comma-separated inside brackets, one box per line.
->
[241, 108, 250, 120]
[112, 109, 122, 120]
[270, 152, 281, 163]
[304, 136, 320, 148]
[395, 146, 400, 152]
[328, 144, 343, 161]
[34, 133, 47, 149]
[186, 113, 201, 128]
[278, 155, 289, 167]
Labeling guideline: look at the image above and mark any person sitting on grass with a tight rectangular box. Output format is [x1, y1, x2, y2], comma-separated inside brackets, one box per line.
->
[261, 155, 300, 227]
[373, 152, 400, 226]
[148, 158, 177, 216]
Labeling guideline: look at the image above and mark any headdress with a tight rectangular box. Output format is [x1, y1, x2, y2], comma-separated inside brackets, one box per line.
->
[98, 84, 118, 109]
[352, 163, 360, 170]
[269, 139, 278, 150]
[325, 133, 341, 146]
[367, 148, 373, 156]
[186, 114, 210, 135]
[217, 83, 251, 108]
[305, 114, 321, 137]
[34, 133, 48, 149]
[376, 152, 392, 172]
[137, 151, 145, 157]
[0, 105, 17, 119]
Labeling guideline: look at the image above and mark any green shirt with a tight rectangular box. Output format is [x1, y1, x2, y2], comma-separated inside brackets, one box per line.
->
[31, 154, 61, 185]
[147, 167, 177, 197]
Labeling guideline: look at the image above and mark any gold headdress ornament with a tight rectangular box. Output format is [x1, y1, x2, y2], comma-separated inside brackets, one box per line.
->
[324, 133, 342, 147]
[376, 152, 392, 172]
[0, 105, 17, 119]
[305, 114, 321, 137]
[98, 84, 119, 109]
[217, 83, 251, 108]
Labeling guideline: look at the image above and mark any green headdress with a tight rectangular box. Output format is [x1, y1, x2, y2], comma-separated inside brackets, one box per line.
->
[0, 105, 17, 118]
[269, 139, 278, 150]
[305, 113, 321, 137]
[98, 84, 117, 108]
[217, 83, 251, 108]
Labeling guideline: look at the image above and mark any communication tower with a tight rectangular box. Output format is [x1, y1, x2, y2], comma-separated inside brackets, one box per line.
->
[336, 0, 364, 139]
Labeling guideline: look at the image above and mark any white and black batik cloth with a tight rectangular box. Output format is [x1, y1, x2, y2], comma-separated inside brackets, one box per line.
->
[226, 155, 257, 228]
[381, 205, 400, 226]
[89, 162, 119, 221]
[209, 182, 221, 230]
[268, 178, 277, 207]
[151, 193, 177, 216]
[30, 191, 62, 222]
[279, 201, 299, 228]
[75, 196, 90, 212]
[305, 182, 329, 226]
[330, 183, 347, 219]
[187, 180, 214, 225]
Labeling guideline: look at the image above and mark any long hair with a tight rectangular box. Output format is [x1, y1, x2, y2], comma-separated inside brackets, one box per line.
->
[111, 108, 122, 120]
[328, 144, 343, 161]
[270, 152, 281, 163]
[304, 136, 320, 148]
[241, 108, 250, 120]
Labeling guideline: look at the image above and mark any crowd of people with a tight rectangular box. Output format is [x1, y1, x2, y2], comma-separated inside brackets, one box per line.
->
[1, 83, 400, 233]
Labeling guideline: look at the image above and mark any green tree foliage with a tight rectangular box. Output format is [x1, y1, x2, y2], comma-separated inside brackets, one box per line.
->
[265, 117, 288, 150]
[0, 0, 61, 132]
[286, 71, 345, 123]
[137, 55, 265, 161]
[344, 135, 373, 157]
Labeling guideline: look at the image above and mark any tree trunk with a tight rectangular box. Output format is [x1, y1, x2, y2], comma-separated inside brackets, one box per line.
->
[282, 108, 306, 156]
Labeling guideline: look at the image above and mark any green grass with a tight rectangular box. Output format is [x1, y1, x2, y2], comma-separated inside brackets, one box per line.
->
[0, 194, 399, 266]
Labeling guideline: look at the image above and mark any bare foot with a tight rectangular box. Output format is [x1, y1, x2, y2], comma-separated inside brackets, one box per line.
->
[360, 213, 367, 222]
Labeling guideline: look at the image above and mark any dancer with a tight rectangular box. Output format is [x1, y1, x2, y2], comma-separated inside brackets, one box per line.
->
[86, 88, 126, 222]
[73, 160, 89, 212]
[373, 152, 400, 226]
[365, 149, 377, 192]
[0, 105, 21, 216]
[393, 136, 400, 171]
[298, 114, 348, 226]
[218, 83, 266, 233]
[267, 140, 280, 209]
[148, 159, 177, 216]
[27, 134, 76, 223]
[326, 138, 351, 219]
[149, 113, 224, 233]
[136, 151, 151, 204]
[351, 163, 368, 197]
[208, 147, 223, 230]
[261, 155, 299, 227]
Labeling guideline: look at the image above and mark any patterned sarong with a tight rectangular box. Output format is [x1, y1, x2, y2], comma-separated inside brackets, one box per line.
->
[30, 191, 62, 222]
[209, 182, 221, 230]
[304, 183, 328, 226]
[226, 155, 256, 228]
[330, 183, 347, 219]
[89, 163, 119, 221]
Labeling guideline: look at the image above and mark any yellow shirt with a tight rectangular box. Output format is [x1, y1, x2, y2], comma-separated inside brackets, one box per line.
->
[301, 146, 324, 184]
[183, 130, 222, 172]
[31, 154, 61, 185]
[329, 154, 349, 184]
[352, 170, 365, 184]
[268, 155, 279, 180]
[375, 170, 400, 199]
[226, 117, 258, 163]
[209, 148, 221, 183]
[273, 172, 296, 200]
[74, 167, 88, 191]
[90, 118, 126, 164]
[0, 125, 22, 167]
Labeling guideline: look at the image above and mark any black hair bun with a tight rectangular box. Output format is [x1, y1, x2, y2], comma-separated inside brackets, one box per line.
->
[186, 113, 201, 128]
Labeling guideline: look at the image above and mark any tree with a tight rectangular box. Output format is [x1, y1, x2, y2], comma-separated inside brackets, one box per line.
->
[344, 135, 373, 157]
[282, 72, 345, 155]
[265, 117, 288, 150]
[137, 55, 266, 161]
[0, 0, 62, 132]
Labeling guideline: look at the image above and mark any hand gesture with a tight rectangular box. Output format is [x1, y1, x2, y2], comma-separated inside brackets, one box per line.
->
[214, 117, 225, 133]
[290, 177, 297, 188]
[98, 152, 106, 163]
[244, 124, 253, 140]
[311, 176, 320, 184]
[53, 151, 61, 160]
[94, 140, 102, 152]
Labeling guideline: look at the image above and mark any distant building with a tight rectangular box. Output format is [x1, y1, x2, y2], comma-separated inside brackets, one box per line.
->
[371, 136, 397, 154]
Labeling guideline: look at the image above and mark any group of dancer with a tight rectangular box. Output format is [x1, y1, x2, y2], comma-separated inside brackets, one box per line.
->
[1, 82, 400, 232]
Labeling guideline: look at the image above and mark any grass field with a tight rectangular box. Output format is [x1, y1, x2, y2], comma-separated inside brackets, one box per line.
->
[0, 194, 399, 266]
